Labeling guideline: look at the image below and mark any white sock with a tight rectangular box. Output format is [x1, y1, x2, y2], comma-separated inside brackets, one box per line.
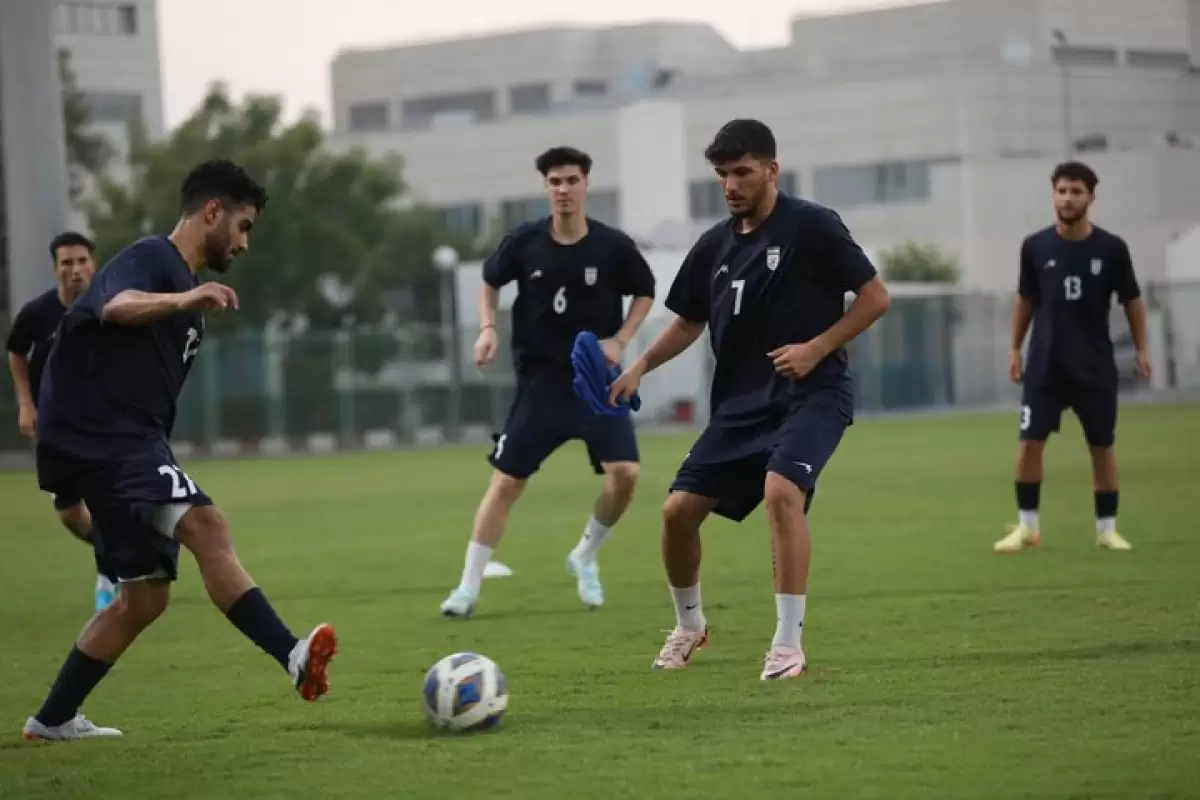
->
[1096, 517, 1116, 534]
[95, 574, 114, 593]
[572, 516, 611, 560]
[458, 541, 494, 595]
[1018, 510, 1039, 530]
[670, 584, 706, 632]
[772, 594, 806, 650]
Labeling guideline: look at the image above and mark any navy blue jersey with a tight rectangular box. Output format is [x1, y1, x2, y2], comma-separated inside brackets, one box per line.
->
[5, 289, 68, 406]
[483, 218, 656, 377]
[665, 194, 877, 427]
[1018, 225, 1140, 388]
[36, 236, 203, 458]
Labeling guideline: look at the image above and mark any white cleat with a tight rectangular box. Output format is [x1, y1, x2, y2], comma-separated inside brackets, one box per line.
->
[994, 523, 1041, 553]
[566, 551, 604, 608]
[760, 646, 807, 681]
[1096, 530, 1133, 551]
[22, 714, 122, 742]
[440, 588, 476, 618]
[652, 626, 709, 670]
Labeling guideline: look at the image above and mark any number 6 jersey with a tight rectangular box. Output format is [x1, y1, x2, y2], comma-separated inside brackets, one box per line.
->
[37, 235, 205, 459]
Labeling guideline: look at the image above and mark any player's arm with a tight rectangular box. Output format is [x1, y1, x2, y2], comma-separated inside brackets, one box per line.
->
[1008, 238, 1039, 382]
[1115, 239, 1151, 377]
[611, 238, 657, 348]
[100, 257, 235, 326]
[474, 230, 522, 366]
[807, 210, 890, 357]
[5, 308, 37, 434]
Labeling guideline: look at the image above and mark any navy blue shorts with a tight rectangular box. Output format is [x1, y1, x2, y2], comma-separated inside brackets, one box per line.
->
[670, 388, 852, 522]
[51, 492, 81, 511]
[1019, 380, 1117, 447]
[489, 375, 640, 480]
[37, 440, 213, 583]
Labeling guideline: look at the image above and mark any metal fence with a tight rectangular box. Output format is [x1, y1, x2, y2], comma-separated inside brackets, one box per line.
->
[2, 279, 1198, 454]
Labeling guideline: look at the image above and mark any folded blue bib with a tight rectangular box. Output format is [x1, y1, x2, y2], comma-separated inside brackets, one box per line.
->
[571, 331, 642, 416]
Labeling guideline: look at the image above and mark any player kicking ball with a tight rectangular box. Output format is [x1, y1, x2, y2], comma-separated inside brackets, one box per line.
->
[440, 146, 656, 618]
[609, 119, 890, 680]
[7, 232, 119, 611]
[996, 161, 1149, 554]
[22, 160, 336, 742]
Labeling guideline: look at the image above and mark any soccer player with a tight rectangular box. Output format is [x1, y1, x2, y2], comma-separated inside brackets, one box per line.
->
[439, 146, 656, 618]
[22, 160, 337, 742]
[6, 232, 118, 611]
[609, 119, 890, 680]
[994, 161, 1149, 554]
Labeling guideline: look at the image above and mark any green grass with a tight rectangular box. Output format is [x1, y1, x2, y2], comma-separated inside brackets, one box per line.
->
[1, 404, 1198, 799]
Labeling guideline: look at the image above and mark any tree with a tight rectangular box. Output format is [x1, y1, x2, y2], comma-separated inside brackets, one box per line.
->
[85, 83, 479, 331]
[879, 240, 962, 284]
[58, 49, 114, 204]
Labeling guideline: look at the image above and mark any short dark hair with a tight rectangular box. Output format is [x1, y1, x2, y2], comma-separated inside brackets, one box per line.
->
[535, 146, 592, 176]
[48, 231, 94, 261]
[179, 159, 269, 215]
[704, 119, 777, 165]
[1051, 160, 1098, 193]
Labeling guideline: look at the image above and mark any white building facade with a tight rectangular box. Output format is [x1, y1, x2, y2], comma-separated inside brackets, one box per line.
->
[329, 0, 1200, 293]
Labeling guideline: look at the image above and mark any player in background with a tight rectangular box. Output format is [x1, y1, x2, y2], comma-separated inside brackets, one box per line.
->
[995, 161, 1149, 554]
[610, 119, 890, 680]
[22, 160, 337, 742]
[6, 232, 118, 611]
[440, 146, 656, 618]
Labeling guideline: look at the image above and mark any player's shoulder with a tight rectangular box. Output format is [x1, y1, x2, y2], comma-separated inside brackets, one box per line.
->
[1089, 225, 1130, 252]
[21, 288, 61, 315]
[1021, 225, 1057, 248]
[586, 218, 640, 251]
[502, 219, 549, 247]
[111, 234, 177, 264]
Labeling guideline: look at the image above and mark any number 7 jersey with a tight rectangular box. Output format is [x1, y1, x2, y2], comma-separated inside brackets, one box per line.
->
[1017, 225, 1141, 389]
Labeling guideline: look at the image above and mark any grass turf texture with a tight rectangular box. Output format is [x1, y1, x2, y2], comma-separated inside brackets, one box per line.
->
[1, 404, 1197, 799]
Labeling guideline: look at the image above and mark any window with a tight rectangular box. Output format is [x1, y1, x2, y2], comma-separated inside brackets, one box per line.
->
[586, 191, 620, 226]
[813, 160, 931, 208]
[1125, 49, 1190, 71]
[779, 171, 798, 197]
[82, 92, 143, 125]
[57, 3, 138, 36]
[572, 79, 608, 97]
[439, 203, 484, 237]
[500, 197, 550, 229]
[347, 102, 389, 132]
[688, 180, 724, 220]
[1050, 45, 1118, 67]
[509, 84, 551, 114]
[401, 91, 496, 131]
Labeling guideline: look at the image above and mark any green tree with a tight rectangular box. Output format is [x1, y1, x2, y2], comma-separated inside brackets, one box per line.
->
[59, 48, 114, 204]
[879, 240, 962, 284]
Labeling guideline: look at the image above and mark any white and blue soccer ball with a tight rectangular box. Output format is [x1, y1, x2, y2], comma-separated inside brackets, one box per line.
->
[422, 652, 508, 733]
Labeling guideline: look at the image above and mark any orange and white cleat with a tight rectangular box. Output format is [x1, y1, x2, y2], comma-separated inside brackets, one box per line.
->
[22, 714, 121, 742]
[760, 646, 807, 681]
[289, 623, 338, 702]
[994, 523, 1041, 553]
[652, 626, 708, 670]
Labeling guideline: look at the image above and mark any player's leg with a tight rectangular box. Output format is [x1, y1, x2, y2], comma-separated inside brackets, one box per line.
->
[54, 496, 118, 611]
[1074, 386, 1131, 551]
[172, 504, 337, 700]
[441, 387, 565, 617]
[996, 386, 1063, 552]
[761, 402, 849, 681]
[567, 413, 642, 607]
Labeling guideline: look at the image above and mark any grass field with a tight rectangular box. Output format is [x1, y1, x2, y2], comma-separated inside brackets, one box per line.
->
[1, 403, 1198, 799]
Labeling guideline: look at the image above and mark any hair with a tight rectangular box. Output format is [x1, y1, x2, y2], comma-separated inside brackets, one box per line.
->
[704, 119, 777, 165]
[179, 159, 269, 215]
[1051, 160, 1098, 193]
[535, 146, 592, 177]
[48, 231, 95, 261]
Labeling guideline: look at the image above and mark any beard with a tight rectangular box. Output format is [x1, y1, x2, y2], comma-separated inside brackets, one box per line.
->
[204, 231, 232, 272]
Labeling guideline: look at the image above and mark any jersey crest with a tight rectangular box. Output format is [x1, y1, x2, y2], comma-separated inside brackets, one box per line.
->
[766, 246, 781, 272]
[1090, 258, 1103, 275]
[583, 266, 598, 286]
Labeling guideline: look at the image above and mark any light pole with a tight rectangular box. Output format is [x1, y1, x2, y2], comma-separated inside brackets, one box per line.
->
[1051, 28, 1072, 158]
[433, 245, 462, 441]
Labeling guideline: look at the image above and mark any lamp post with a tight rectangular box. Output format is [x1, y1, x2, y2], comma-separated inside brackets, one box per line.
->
[433, 245, 462, 441]
[1051, 28, 1072, 158]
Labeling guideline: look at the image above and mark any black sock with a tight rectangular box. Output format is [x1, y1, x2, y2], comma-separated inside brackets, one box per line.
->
[225, 588, 299, 671]
[1095, 490, 1118, 520]
[1016, 481, 1041, 512]
[35, 647, 112, 727]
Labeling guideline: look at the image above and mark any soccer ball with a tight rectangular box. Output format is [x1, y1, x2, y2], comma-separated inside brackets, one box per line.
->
[421, 652, 508, 733]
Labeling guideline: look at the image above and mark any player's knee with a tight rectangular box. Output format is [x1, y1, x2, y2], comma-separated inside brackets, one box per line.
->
[111, 582, 170, 627]
[764, 473, 806, 518]
[175, 505, 234, 560]
[662, 491, 705, 535]
[603, 462, 640, 495]
[487, 471, 527, 505]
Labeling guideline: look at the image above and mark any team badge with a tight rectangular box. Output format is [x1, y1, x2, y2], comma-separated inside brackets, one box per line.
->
[766, 246, 780, 271]
[1090, 258, 1102, 275]
[584, 266, 598, 286]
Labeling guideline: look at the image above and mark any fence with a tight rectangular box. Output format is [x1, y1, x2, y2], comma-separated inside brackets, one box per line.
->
[2, 280, 1198, 455]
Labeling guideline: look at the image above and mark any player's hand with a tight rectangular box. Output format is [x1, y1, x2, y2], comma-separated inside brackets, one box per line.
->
[598, 337, 625, 367]
[1008, 349, 1023, 384]
[474, 326, 498, 369]
[769, 341, 827, 380]
[609, 363, 644, 407]
[180, 282, 239, 312]
[1134, 348, 1152, 379]
[17, 403, 36, 439]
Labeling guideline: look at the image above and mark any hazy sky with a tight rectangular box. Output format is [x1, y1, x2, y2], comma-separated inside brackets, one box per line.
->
[157, 0, 915, 128]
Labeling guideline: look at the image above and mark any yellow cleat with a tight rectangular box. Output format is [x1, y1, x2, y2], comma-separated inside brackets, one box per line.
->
[1096, 530, 1132, 551]
[994, 523, 1041, 553]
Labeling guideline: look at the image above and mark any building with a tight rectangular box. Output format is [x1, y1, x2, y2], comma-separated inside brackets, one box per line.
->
[329, 0, 1200, 293]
